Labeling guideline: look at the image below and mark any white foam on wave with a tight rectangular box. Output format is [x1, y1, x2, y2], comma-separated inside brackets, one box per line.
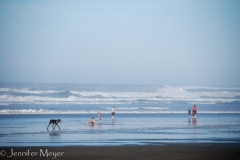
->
[71, 86, 240, 99]
[0, 87, 61, 94]
[1, 109, 240, 114]
[141, 107, 169, 110]
[1, 86, 240, 105]
[181, 86, 240, 90]
[71, 91, 111, 97]
[0, 88, 10, 92]
[103, 107, 168, 110]
[0, 103, 10, 106]
[0, 94, 239, 105]
[0, 95, 134, 104]
[187, 101, 217, 105]
[104, 107, 140, 110]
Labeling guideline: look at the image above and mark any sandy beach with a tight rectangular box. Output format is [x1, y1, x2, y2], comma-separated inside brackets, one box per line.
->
[1, 143, 240, 160]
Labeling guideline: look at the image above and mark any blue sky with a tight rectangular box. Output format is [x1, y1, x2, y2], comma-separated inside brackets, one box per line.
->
[0, 0, 240, 86]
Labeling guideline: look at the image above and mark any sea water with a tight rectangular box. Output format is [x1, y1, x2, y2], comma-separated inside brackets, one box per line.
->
[0, 82, 240, 146]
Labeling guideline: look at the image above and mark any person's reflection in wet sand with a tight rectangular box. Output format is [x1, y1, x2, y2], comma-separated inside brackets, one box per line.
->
[111, 119, 115, 129]
[98, 123, 102, 130]
[192, 118, 197, 125]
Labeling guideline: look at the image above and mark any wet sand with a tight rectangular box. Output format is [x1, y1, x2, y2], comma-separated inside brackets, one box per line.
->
[1, 143, 240, 160]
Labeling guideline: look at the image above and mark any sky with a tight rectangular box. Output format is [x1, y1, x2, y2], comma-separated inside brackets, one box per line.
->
[0, 0, 240, 86]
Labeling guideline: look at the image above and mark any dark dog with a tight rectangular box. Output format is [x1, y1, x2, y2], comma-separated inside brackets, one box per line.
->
[47, 119, 62, 130]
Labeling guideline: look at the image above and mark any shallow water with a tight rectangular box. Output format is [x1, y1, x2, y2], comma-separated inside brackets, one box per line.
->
[0, 114, 239, 146]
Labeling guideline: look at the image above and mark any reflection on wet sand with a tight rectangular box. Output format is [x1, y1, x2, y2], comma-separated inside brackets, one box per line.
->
[192, 118, 197, 126]
[49, 130, 60, 136]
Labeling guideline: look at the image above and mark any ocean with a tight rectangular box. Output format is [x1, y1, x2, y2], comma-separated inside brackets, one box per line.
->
[0, 82, 240, 146]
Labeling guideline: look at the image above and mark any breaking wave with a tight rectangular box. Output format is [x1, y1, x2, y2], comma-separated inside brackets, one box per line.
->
[0, 85, 240, 105]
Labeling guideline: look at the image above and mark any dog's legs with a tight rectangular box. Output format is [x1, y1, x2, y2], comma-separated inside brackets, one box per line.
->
[52, 121, 59, 130]
[47, 124, 50, 130]
[52, 124, 56, 130]
[47, 122, 51, 130]
[57, 124, 61, 130]
[53, 122, 60, 130]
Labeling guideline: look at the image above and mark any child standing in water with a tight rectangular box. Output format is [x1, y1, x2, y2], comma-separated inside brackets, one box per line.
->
[188, 108, 191, 119]
[111, 106, 115, 119]
[98, 112, 102, 123]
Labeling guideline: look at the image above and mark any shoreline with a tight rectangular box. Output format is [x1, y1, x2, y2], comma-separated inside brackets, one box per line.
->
[1, 143, 240, 160]
[1, 114, 240, 147]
